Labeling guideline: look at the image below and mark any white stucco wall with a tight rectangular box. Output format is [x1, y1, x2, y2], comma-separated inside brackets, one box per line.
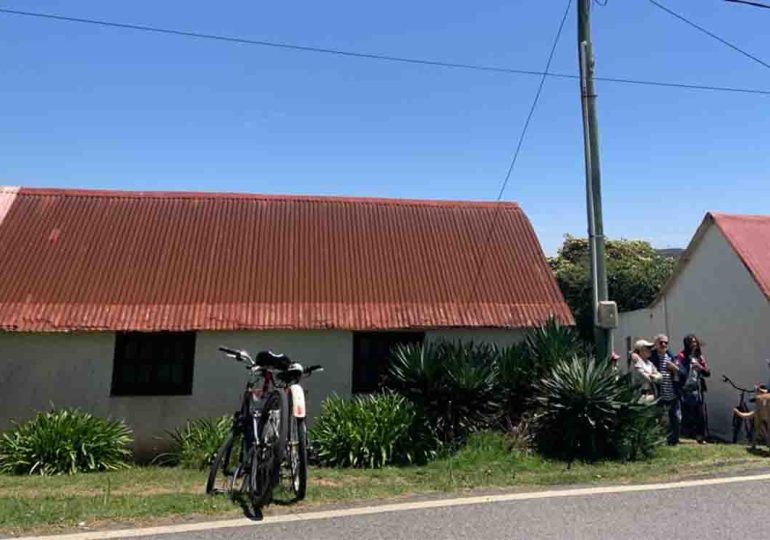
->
[0, 326, 530, 457]
[617, 302, 667, 370]
[192, 330, 352, 432]
[425, 328, 526, 347]
[618, 224, 770, 439]
[0, 330, 352, 458]
[0, 332, 116, 428]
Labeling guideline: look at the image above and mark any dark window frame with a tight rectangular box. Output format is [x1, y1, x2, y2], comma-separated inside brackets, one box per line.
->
[110, 332, 196, 396]
[352, 331, 425, 394]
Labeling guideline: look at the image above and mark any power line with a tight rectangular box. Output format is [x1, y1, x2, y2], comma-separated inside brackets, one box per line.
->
[725, 0, 770, 8]
[0, 7, 768, 96]
[493, 0, 572, 202]
[0, 7, 546, 78]
[648, 0, 770, 70]
[466, 0, 573, 305]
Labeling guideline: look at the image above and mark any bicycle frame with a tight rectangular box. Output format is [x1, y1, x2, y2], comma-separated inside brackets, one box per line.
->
[213, 345, 322, 504]
[723, 373, 757, 444]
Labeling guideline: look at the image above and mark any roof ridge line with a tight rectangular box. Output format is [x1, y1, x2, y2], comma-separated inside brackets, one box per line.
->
[709, 210, 770, 221]
[12, 186, 521, 209]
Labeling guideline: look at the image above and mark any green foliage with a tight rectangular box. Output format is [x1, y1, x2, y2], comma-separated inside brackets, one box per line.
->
[0, 409, 133, 475]
[497, 318, 585, 424]
[613, 379, 664, 461]
[385, 320, 583, 441]
[387, 341, 500, 444]
[448, 431, 515, 465]
[526, 317, 587, 365]
[311, 393, 437, 468]
[156, 416, 232, 470]
[533, 357, 622, 461]
[532, 357, 661, 462]
[550, 236, 676, 342]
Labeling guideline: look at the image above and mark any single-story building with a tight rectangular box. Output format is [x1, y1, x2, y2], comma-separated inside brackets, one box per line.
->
[618, 212, 770, 440]
[0, 186, 572, 455]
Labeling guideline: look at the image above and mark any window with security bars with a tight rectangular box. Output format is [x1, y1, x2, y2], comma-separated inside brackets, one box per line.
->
[352, 332, 425, 394]
[111, 332, 196, 396]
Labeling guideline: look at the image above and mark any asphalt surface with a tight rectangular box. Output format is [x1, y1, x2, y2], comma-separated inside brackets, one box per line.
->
[144, 477, 770, 540]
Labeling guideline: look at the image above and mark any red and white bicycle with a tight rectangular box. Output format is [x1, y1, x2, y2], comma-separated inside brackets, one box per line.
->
[206, 346, 322, 506]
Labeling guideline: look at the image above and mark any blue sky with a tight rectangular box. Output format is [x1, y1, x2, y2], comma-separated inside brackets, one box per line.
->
[0, 0, 768, 254]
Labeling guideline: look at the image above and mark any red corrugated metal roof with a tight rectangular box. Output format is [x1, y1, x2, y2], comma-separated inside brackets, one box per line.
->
[0, 186, 572, 332]
[711, 212, 770, 301]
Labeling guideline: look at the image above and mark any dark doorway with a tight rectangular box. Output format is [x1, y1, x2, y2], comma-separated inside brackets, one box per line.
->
[352, 332, 425, 393]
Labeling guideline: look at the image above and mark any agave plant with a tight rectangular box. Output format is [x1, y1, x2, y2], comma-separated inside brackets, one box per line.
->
[525, 317, 585, 371]
[0, 408, 133, 475]
[496, 341, 534, 424]
[612, 375, 664, 461]
[532, 356, 624, 462]
[496, 318, 584, 425]
[387, 341, 500, 444]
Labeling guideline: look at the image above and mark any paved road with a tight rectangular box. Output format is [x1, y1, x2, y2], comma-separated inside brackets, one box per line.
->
[145, 476, 770, 540]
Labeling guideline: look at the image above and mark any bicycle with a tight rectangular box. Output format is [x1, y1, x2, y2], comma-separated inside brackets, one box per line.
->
[722, 374, 756, 444]
[206, 346, 322, 507]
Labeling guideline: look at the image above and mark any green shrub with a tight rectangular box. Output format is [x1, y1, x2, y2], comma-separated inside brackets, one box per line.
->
[387, 341, 499, 444]
[532, 357, 661, 462]
[496, 342, 540, 427]
[533, 356, 621, 461]
[525, 317, 586, 368]
[612, 380, 664, 461]
[386, 319, 583, 439]
[0, 408, 133, 475]
[156, 415, 232, 469]
[497, 320, 586, 427]
[311, 393, 437, 468]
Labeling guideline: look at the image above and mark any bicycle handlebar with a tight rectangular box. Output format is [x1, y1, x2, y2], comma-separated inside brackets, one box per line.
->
[218, 346, 255, 366]
[304, 365, 323, 375]
[722, 373, 755, 394]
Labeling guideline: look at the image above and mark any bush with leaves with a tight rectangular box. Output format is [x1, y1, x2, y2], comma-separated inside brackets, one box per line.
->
[550, 236, 676, 342]
[612, 379, 664, 461]
[311, 393, 437, 468]
[532, 356, 660, 462]
[0, 408, 133, 475]
[497, 318, 584, 425]
[387, 341, 500, 444]
[156, 415, 233, 469]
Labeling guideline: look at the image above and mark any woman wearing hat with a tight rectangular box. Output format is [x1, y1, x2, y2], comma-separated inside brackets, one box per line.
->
[631, 339, 662, 399]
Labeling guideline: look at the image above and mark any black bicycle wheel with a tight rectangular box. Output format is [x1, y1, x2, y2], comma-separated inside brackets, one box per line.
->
[249, 391, 282, 507]
[206, 430, 235, 495]
[289, 416, 308, 500]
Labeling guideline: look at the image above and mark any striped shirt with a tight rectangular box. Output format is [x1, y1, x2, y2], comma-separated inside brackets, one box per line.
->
[654, 351, 676, 402]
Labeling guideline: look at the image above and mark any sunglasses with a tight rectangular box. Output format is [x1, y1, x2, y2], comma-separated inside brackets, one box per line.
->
[658, 341, 668, 346]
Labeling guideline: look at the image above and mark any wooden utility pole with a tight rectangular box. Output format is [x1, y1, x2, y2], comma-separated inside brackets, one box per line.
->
[577, 0, 611, 360]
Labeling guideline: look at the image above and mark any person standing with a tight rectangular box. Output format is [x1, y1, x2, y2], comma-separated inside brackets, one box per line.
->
[675, 334, 711, 443]
[650, 334, 681, 445]
[631, 339, 661, 399]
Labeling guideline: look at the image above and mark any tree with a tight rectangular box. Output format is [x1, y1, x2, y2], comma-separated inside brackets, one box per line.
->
[550, 236, 677, 343]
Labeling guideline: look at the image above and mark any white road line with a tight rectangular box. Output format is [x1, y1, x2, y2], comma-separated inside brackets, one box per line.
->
[14, 472, 770, 540]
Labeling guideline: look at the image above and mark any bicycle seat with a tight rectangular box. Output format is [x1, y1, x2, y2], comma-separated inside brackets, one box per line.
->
[255, 350, 292, 370]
